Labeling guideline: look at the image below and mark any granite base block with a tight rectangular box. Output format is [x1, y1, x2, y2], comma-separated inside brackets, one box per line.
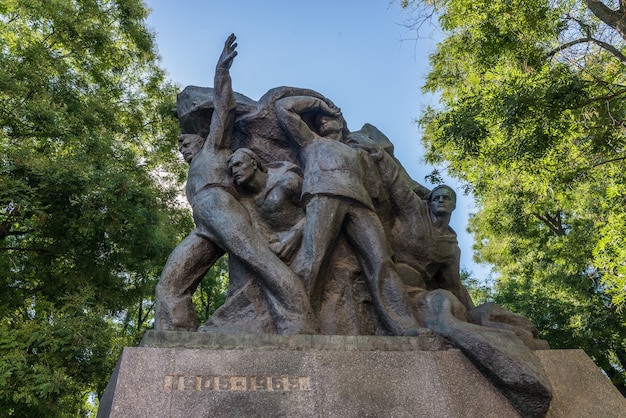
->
[97, 331, 626, 418]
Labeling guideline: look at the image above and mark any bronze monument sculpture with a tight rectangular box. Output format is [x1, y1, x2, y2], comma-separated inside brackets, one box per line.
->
[154, 34, 553, 417]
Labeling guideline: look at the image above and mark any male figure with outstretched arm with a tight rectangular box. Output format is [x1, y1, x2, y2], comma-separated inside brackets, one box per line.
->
[155, 35, 318, 335]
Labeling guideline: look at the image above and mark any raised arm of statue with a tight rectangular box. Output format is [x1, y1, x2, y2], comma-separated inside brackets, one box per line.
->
[274, 95, 341, 147]
[206, 33, 238, 152]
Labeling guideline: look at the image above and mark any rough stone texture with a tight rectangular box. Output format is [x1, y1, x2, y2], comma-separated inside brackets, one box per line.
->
[98, 334, 626, 418]
[139, 329, 451, 351]
[98, 347, 175, 418]
[535, 350, 626, 417]
[418, 290, 552, 417]
[433, 351, 519, 417]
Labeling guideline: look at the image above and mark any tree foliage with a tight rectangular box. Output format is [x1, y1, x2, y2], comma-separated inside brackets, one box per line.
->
[0, 0, 191, 415]
[402, 0, 626, 394]
[192, 256, 229, 325]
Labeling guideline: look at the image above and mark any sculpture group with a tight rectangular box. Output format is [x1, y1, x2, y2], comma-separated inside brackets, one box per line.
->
[154, 34, 553, 417]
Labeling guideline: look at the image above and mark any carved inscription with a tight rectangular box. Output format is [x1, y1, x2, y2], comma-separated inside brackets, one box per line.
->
[163, 374, 311, 393]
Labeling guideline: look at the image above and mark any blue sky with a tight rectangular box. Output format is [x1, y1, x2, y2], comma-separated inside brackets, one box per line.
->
[145, 0, 491, 279]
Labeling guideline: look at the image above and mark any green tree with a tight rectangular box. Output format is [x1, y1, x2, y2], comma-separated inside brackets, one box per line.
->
[401, 0, 626, 394]
[0, 0, 190, 415]
[193, 256, 229, 325]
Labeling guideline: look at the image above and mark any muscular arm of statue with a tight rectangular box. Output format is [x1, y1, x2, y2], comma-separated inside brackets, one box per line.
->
[274, 96, 341, 146]
[269, 217, 305, 261]
[205, 33, 237, 152]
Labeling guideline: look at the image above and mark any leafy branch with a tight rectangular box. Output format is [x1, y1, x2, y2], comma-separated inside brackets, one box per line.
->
[532, 210, 566, 236]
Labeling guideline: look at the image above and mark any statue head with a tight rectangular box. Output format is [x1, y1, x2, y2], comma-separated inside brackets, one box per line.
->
[178, 134, 204, 163]
[428, 185, 457, 217]
[314, 113, 344, 140]
[228, 148, 266, 188]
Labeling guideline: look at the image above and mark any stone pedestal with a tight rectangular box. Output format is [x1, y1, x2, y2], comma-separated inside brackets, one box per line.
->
[98, 331, 626, 418]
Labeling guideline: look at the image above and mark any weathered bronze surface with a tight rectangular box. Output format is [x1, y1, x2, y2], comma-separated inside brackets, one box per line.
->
[153, 34, 552, 417]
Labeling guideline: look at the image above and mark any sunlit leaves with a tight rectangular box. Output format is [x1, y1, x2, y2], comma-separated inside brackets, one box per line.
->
[0, 0, 187, 414]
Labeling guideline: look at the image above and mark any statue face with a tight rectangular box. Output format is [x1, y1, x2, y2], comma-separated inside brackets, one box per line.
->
[229, 152, 257, 186]
[316, 115, 342, 139]
[178, 134, 203, 163]
[430, 188, 456, 216]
